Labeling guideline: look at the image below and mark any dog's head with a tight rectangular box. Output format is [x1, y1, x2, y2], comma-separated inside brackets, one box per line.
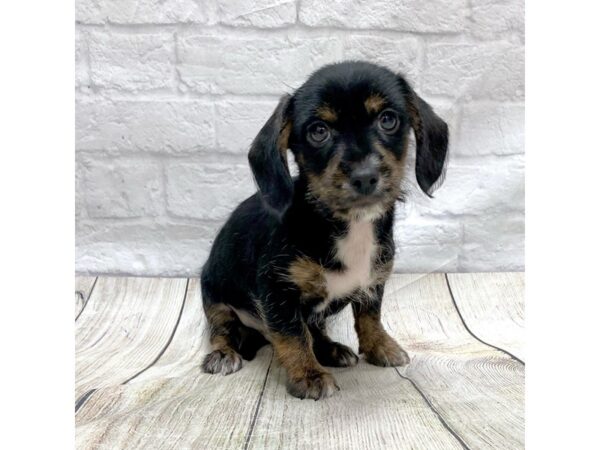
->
[248, 61, 449, 219]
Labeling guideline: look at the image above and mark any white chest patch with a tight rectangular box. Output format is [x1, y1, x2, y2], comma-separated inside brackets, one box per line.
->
[317, 220, 376, 311]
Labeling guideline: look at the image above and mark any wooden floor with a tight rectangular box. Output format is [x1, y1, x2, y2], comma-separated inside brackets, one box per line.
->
[75, 273, 524, 450]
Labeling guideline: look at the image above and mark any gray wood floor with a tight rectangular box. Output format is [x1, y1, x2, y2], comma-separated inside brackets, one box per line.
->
[75, 273, 524, 450]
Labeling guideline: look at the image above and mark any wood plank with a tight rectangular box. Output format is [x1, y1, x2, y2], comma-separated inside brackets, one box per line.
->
[75, 277, 187, 401]
[447, 273, 525, 361]
[76, 278, 273, 450]
[133, 278, 209, 383]
[387, 274, 525, 450]
[75, 276, 96, 320]
[246, 306, 466, 450]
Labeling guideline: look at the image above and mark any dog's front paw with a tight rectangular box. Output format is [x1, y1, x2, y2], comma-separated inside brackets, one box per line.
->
[286, 371, 340, 400]
[364, 336, 410, 367]
[314, 341, 359, 367]
[202, 350, 243, 375]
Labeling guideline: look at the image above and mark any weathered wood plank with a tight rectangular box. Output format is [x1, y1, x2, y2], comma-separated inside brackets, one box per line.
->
[387, 274, 525, 450]
[76, 349, 273, 450]
[75, 274, 525, 450]
[75, 276, 96, 320]
[75, 277, 187, 401]
[447, 273, 525, 361]
[76, 278, 273, 450]
[133, 278, 209, 383]
[246, 306, 466, 450]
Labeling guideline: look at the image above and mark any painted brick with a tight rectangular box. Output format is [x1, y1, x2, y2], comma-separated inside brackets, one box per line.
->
[217, 0, 296, 28]
[460, 213, 524, 271]
[423, 42, 524, 101]
[76, 0, 218, 24]
[393, 217, 462, 272]
[215, 99, 279, 153]
[177, 32, 343, 94]
[75, 29, 90, 89]
[76, 98, 215, 153]
[342, 35, 420, 84]
[470, 0, 525, 39]
[406, 155, 525, 217]
[75, 0, 525, 275]
[457, 103, 525, 156]
[88, 31, 175, 91]
[299, 0, 468, 32]
[82, 158, 163, 218]
[76, 221, 219, 275]
[166, 162, 256, 220]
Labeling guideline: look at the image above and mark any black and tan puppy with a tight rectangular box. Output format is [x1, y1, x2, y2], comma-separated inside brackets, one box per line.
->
[200, 61, 448, 400]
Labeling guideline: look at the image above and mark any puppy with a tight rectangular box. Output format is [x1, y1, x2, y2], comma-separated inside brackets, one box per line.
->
[200, 61, 448, 400]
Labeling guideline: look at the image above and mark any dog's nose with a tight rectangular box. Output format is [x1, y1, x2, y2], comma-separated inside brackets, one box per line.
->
[350, 168, 379, 196]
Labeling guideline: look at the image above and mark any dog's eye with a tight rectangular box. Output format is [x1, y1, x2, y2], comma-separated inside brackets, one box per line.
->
[307, 122, 331, 145]
[378, 110, 400, 133]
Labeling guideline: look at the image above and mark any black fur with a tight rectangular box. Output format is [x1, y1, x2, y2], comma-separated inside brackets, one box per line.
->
[201, 61, 448, 399]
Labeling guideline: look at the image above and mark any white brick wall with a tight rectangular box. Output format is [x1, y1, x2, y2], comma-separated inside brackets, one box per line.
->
[76, 0, 525, 276]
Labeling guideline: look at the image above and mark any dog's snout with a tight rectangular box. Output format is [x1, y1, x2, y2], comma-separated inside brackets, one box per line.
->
[350, 167, 379, 196]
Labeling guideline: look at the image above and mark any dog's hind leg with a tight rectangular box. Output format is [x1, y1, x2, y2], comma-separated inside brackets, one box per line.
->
[201, 301, 245, 375]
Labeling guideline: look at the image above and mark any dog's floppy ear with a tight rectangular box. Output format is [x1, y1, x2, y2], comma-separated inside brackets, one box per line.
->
[398, 77, 449, 197]
[248, 94, 294, 214]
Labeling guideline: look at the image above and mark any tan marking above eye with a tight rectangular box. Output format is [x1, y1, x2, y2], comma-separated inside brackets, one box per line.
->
[315, 105, 337, 122]
[364, 94, 386, 114]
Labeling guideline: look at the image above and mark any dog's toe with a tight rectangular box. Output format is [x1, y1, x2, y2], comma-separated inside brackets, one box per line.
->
[286, 371, 340, 400]
[315, 341, 359, 367]
[202, 350, 243, 375]
[364, 338, 410, 367]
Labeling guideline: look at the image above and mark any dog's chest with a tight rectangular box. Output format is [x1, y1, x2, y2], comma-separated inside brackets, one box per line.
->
[318, 221, 377, 309]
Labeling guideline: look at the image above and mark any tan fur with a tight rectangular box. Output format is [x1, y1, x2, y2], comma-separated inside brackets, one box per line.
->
[371, 259, 393, 286]
[278, 121, 292, 171]
[364, 94, 386, 114]
[205, 305, 234, 345]
[316, 104, 338, 122]
[205, 304, 234, 330]
[270, 331, 322, 380]
[374, 141, 409, 209]
[287, 257, 328, 300]
[354, 311, 409, 366]
[354, 312, 386, 354]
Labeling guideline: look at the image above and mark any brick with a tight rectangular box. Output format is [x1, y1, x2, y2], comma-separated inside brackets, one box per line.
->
[422, 42, 524, 101]
[460, 213, 524, 271]
[75, 29, 90, 89]
[393, 217, 462, 272]
[299, 0, 468, 32]
[405, 155, 524, 217]
[217, 0, 296, 28]
[76, 0, 103, 23]
[75, 158, 86, 219]
[342, 35, 420, 83]
[76, 221, 219, 276]
[457, 103, 524, 156]
[470, 0, 525, 39]
[215, 99, 279, 153]
[88, 31, 174, 91]
[177, 33, 342, 94]
[76, 0, 218, 24]
[166, 162, 256, 220]
[107, 0, 217, 24]
[82, 158, 163, 218]
[76, 98, 215, 153]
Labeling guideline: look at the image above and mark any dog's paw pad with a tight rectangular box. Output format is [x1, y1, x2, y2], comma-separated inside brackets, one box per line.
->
[286, 372, 340, 400]
[202, 350, 243, 375]
[364, 339, 410, 367]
